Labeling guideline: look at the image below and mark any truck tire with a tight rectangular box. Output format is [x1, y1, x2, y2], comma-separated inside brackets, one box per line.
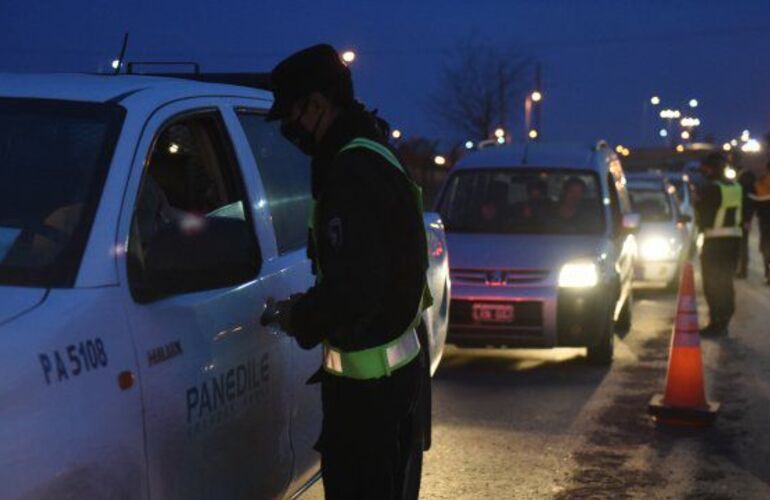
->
[587, 310, 614, 365]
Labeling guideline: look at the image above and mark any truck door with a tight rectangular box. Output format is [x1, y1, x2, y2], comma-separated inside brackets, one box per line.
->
[117, 101, 294, 499]
[224, 104, 322, 492]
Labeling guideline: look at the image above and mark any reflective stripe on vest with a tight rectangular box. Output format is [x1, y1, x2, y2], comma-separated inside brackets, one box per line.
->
[311, 137, 433, 379]
[704, 182, 742, 239]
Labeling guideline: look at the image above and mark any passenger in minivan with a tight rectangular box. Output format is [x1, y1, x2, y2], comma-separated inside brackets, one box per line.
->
[519, 179, 550, 219]
[554, 177, 588, 228]
[478, 181, 510, 231]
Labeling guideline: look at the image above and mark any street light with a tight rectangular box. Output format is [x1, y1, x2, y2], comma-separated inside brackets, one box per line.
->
[494, 127, 505, 138]
[341, 50, 356, 64]
[528, 129, 539, 140]
[659, 129, 668, 138]
[689, 99, 699, 108]
[680, 117, 701, 128]
[433, 155, 446, 166]
[741, 130, 750, 142]
[531, 91, 542, 102]
[723, 143, 732, 151]
[111, 59, 120, 70]
[742, 139, 762, 153]
[650, 96, 661, 106]
[681, 130, 690, 140]
[465, 140, 474, 150]
[391, 129, 402, 139]
[615, 145, 624, 154]
[676, 144, 685, 153]
[497, 136, 505, 144]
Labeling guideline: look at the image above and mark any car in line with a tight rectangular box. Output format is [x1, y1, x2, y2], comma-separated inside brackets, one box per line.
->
[626, 173, 693, 290]
[0, 72, 450, 499]
[436, 141, 638, 364]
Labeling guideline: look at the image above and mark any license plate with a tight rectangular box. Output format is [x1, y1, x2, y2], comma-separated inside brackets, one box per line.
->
[472, 303, 514, 324]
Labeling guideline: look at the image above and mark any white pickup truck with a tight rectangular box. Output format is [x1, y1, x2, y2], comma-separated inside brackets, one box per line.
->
[0, 73, 449, 499]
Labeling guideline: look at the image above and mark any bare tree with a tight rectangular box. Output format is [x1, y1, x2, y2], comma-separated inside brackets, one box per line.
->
[430, 40, 532, 142]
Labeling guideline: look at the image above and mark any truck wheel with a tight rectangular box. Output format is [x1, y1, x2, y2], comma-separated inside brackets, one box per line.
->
[616, 293, 632, 333]
[587, 310, 614, 365]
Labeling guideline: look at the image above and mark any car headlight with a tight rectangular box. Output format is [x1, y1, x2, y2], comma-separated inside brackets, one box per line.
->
[558, 260, 599, 288]
[640, 236, 674, 261]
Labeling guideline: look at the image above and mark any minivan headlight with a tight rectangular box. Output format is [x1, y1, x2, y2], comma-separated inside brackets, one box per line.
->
[640, 236, 674, 261]
[558, 260, 599, 288]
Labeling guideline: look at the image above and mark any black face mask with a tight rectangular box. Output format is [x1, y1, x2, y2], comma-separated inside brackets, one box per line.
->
[281, 100, 325, 156]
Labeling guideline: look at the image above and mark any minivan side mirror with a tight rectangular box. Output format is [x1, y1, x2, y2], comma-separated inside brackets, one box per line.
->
[621, 213, 641, 235]
[136, 216, 260, 303]
[677, 214, 692, 224]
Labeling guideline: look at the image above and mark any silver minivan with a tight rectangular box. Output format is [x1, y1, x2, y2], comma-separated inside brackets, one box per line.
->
[437, 142, 638, 364]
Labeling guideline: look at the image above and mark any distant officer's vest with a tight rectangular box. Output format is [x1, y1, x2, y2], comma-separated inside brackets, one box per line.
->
[308, 137, 433, 380]
[704, 182, 743, 238]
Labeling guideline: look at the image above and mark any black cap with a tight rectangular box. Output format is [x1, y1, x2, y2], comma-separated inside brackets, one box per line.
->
[266, 44, 354, 121]
[701, 152, 725, 170]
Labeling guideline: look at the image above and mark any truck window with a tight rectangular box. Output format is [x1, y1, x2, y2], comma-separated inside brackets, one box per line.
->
[128, 111, 260, 293]
[236, 111, 312, 254]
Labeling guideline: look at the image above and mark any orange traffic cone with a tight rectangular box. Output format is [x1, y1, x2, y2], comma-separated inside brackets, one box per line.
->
[648, 262, 719, 426]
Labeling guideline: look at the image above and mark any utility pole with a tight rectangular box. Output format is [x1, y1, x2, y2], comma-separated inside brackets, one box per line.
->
[525, 61, 543, 142]
[534, 62, 542, 140]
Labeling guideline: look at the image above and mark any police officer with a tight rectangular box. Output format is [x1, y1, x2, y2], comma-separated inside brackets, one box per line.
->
[695, 152, 743, 336]
[266, 44, 430, 499]
[751, 160, 770, 284]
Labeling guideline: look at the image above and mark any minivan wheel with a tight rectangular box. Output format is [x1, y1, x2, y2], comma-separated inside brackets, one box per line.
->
[587, 310, 614, 365]
[616, 293, 632, 333]
[664, 264, 681, 293]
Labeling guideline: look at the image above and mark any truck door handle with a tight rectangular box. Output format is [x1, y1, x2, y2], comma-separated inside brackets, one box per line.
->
[261, 297, 281, 326]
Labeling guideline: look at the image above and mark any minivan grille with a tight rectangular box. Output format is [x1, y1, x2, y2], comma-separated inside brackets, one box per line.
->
[450, 268, 550, 287]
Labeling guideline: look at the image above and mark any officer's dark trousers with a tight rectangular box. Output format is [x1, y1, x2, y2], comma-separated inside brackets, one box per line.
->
[317, 356, 424, 500]
[700, 237, 740, 329]
[759, 220, 770, 279]
[737, 227, 750, 276]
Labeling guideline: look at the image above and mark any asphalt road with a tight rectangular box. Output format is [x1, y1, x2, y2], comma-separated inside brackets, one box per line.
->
[421, 252, 770, 499]
[305, 240, 770, 499]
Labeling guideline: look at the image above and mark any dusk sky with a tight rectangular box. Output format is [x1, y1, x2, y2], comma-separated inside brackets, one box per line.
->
[1, 0, 768, 149]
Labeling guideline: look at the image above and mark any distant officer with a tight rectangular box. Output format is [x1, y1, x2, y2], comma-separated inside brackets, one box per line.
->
[266, 44, 431, 499]
[694, 152, 743, 336]
[736, 165, 756, 278]
[750, 160, 770, 284]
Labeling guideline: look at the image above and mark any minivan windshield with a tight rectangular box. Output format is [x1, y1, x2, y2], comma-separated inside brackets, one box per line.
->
[0, 98, 125, 288]
[439, 169, 606, 235]
[628, 184, 673, 223]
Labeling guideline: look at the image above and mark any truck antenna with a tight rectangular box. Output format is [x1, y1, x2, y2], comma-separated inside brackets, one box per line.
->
[113, 33, 129, 75]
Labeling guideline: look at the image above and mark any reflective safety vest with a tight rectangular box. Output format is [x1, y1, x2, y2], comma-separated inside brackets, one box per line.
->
[704, 182, 743, 238]
[309, 137, 433, 380]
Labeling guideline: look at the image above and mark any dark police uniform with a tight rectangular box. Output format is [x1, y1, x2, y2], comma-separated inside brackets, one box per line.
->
[695, 178, 743, 334]
[266, 44, 431, 500]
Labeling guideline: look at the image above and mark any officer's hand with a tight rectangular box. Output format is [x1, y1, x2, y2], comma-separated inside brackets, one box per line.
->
[275, 293, 304, 336]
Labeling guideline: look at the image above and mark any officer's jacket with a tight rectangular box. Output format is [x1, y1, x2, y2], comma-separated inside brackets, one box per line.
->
[695, 179, 740, 232]
[290, 108, 427, 353]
